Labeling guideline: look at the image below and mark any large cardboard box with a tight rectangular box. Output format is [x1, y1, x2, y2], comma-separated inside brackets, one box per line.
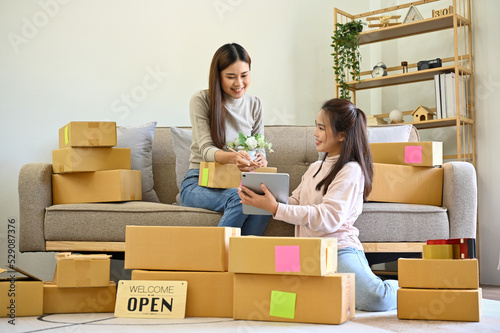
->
[52, 169, 142, 204]
[398, 258, 479, 289]
[54, 253, 111, 288]
[125, 226, 240, 271]
[198, 161, 278, 188]
[43, 281, 116, 314]
[233, 273, 355, 325]
[397, 288, 481, 322]
[131, 270, 233, 318]
[229, 236, 337, 276]
[59, 121, 117, 148]
[0, 267, 43, 318]
[52, 147, 131, 173]
[370, 141, 443, 167]
[368, 163, 444, 206]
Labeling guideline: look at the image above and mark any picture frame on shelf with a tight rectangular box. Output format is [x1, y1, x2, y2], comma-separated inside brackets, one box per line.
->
[403, 5, 424, 23]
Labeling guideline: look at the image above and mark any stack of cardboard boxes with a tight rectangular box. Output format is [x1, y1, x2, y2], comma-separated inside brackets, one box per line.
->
[398, 239, 480, 322]
[44, 253, 117, 314]
[368, 141, 444, 205]
[229, 236, 355, 325]
[126, 226, 240, 318]
[52, 121, 142, 204]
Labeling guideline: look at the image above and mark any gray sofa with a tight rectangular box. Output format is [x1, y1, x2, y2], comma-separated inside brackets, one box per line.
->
[18, 125, 477, 254]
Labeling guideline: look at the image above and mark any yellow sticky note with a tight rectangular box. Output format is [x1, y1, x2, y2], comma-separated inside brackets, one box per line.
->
[270, 290, 296, 319]
[64, 125, 69, 145]
[201, 168, 209, 187]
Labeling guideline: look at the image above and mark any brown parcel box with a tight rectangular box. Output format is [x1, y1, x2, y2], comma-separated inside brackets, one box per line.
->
[43, 281, 116, 314]
[52, 169, 142, 204]
[370, 141, 443, 167]
[398, 258, 479, 289]
[229, 236, 337, 276]
[131, 270, 233, 318]
[198, 161, 277, 188]
[0, 267, 43, 318]
[52, 147, 131, 173]
[397, 288, 481, 322]
[59, 121, 117, 148]
[234, 273, 355, 325]
[54, 253, 111, 288]
[125, 226, 240, 271]
[368, 163, 443, 206]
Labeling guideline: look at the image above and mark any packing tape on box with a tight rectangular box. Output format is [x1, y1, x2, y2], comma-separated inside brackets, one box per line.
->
[423, 244, 453, 259]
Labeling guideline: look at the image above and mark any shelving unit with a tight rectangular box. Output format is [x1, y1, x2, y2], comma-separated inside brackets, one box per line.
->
[334, 0, 475, 164]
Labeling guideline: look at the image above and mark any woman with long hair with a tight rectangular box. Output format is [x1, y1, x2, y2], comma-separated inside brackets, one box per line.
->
[180, 43, 270, 235]
[239, 98, 398, 311]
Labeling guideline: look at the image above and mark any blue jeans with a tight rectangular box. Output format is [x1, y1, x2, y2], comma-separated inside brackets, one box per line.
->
[180, 169, 270, 236]
[337, 247, 398, 312]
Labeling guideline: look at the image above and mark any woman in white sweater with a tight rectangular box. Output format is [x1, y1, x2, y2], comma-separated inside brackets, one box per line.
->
[239, 98, 398, 311]
[181, 43, 271, 235]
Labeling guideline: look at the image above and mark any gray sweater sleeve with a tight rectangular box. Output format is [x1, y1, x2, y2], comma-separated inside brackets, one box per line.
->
[189, 90, 219, 168]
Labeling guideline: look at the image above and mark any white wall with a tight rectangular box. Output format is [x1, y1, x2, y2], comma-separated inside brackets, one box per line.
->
[0, 0, 370, 279]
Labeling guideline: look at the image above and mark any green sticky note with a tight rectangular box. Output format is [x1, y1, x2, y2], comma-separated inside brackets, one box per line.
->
[270, 290, 296, 319]
[201, 168, 209, 187]
[64, 126, 69, 145]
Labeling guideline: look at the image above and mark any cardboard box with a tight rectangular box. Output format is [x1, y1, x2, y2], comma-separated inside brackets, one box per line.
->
[0, 267, 43, 318]
[43, 281, 116, 314]
[427, 238, 477, 259]
[59, 121, 117, 148]
[398, 258, 479, 289]
[52, 169, 142, 204]
[54, 253, 111, 288]
[370, 141, 443, 167]
[229, 236, 337, 276]
[131, 270, 233, 318]
[52, 147, 131, 173]
[233, 273, 355, 325]
[397, 288, 481, 322]
[368, 163, 444, 206]
[198, 161, 277, 188]
[125, 226, 240, 271]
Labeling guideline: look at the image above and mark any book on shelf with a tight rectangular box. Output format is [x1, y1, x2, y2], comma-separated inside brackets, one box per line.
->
[434, 72, 467, 119]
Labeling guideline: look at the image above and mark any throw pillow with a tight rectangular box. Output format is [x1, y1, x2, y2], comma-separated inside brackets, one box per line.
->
[116, 121, 160, 203]
[367, 124, 413, 143]
[170, 127, 192, 192]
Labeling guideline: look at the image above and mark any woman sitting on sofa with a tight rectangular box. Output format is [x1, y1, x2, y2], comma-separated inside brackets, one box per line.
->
[180, 43, 271, 236]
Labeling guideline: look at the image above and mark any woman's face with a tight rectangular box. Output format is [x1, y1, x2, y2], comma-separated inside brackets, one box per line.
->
[220, 60, 251, 99]
[314, 110, 344, 156]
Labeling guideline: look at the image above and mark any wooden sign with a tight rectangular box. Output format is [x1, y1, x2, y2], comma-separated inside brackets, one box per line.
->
[114, 280, 187, 318]
[432, 6, 453, 17]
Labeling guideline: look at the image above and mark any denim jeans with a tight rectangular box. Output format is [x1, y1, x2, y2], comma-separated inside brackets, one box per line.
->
[180, 169, 270, 236]
[337, 247, 398, 312]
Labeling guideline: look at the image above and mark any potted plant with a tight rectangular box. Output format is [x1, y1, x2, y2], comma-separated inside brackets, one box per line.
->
[227, 132, 273, 160]
[331, 20, 364, 100]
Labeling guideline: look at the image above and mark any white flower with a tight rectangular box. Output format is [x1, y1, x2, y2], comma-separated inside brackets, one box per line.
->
[257, 137, 266, 149]
[245, 137, 258, 150]
[226, 141, 235, 149]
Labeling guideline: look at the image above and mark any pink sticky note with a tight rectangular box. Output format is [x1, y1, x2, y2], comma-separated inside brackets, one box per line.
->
[405, 146, 422, 164]
[275, 245, 300, 272]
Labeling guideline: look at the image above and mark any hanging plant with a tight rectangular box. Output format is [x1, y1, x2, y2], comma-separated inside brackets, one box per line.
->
[331, 20, 364, 100]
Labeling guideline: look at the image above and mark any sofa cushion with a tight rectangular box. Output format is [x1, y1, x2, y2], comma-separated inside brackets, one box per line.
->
[367, 124, 414, 143]
[356, 202, 449, 242]
[117, 121, 159, 203]
[170, 127, 192, 203]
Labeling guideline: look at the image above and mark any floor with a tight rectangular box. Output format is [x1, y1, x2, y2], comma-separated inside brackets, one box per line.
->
[481, 285, 500, 300]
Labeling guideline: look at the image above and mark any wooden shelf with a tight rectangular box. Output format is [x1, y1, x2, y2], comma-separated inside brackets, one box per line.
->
[359, 14, 470, 45]
[347, 65, 471, 90]
[410, 116, 474, 129]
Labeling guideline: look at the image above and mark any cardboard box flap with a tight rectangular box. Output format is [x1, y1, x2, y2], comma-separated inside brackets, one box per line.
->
[1, 266, 42, 281]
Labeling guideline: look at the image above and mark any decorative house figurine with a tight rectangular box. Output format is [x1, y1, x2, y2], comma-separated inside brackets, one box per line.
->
[411, 105, 435, 122]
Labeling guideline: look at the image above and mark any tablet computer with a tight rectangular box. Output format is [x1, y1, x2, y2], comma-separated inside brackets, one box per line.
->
[240, 172, 290, 215]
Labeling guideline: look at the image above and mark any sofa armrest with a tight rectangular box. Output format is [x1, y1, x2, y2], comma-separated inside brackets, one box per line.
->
[442, 162, 477, 239]
[18, 163, 53, 252]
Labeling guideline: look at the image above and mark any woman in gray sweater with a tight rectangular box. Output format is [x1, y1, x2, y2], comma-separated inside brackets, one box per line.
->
[180, 43, 270, 235]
